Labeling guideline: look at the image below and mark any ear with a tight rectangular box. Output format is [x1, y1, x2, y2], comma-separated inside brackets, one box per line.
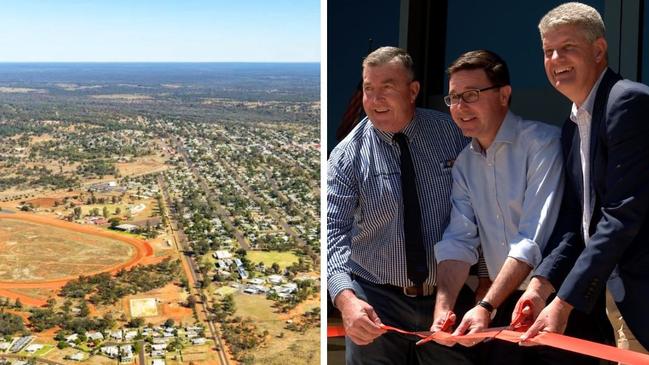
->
[409, 80, 420, 103]
[593, 37, 607, 63]
[499, 85, 512, 106]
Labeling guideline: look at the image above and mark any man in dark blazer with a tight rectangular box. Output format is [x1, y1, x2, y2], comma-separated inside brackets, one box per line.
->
[514, 2, 649, 353]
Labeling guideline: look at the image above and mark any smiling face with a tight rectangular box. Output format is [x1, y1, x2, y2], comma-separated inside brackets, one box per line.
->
[362, 61, 420, 133]
[541, 24, 608, 106]
[448, 68, 511, 150]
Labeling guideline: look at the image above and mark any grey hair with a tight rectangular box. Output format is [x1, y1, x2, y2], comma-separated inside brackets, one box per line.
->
[539, 2, 605, 42]
[362, 46, 415, 81]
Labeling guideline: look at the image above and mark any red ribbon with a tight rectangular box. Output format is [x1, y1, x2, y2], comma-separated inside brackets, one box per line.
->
[327, 325, 649, 365]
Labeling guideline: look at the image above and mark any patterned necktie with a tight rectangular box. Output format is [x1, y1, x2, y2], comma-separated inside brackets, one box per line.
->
[393, 133, 428, 285]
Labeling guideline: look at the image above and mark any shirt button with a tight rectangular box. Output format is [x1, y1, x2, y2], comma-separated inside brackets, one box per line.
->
[502, 242, 506, 246]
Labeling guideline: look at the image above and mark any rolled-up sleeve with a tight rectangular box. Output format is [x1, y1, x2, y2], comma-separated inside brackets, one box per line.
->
[327, 146, 358, 302]
[509, 134, 564, 268]
[435, 164, 480, 265]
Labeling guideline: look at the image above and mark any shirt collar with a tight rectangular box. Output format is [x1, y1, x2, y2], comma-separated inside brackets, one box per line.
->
[372, 110, 420, 145]
[570, 69, 607, 124]
[469, 110, 516, 154]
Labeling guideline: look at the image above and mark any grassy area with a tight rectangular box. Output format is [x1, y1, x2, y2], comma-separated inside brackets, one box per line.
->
[81, 203, 129, 217]
[246, 250, 299, 269]
[231, 293, 318, 365]
[213, 286, 238, 296]
[19, 344, 55, 357]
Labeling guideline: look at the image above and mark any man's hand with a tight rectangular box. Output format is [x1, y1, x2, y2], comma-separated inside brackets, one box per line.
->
[430, 310, 456, 333]
[511, 287, 546, 329]
[453, 305, 490, 337]
[520, 296, 573, 344]
[335, 290, 385, 345]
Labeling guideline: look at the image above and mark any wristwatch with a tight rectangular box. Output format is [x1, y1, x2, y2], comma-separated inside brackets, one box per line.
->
[477, 300, 495, 313]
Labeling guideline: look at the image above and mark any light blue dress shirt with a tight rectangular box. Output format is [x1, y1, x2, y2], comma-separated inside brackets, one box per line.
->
[435, 111, 563, 289]
[327, 108, 468, 301]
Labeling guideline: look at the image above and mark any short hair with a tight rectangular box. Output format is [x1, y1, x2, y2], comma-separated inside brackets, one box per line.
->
[446, 49, 510, 87]
[539, 2, 605, 42]
[362, 46, 415, 81]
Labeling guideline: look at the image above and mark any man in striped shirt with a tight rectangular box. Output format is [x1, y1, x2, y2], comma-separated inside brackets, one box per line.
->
[327, 46, 474, 364]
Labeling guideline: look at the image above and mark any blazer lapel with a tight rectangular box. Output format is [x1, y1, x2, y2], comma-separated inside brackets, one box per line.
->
[587, 68, 622, 227]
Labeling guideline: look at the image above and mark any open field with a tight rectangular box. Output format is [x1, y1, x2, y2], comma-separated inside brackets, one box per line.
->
[129, 297, 158, 317]
[246, 250, 299, 269]
[0, 212, 153, 306]
[122, 283, 193, 324]
[0, 218, 134, 281]
[232, 293, 319, 365]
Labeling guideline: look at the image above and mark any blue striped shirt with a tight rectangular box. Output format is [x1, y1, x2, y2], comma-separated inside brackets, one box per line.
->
[327, 108, 469, 301]
[435, 112, 564, 290]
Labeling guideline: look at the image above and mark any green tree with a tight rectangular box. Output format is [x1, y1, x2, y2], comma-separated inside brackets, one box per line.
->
[79, 300, 90, 317]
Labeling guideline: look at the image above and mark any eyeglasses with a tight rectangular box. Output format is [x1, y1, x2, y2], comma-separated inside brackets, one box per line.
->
[443, 85, 503, 106]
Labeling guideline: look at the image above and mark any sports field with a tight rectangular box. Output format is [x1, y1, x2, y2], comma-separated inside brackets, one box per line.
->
[0, 213, 153, 306]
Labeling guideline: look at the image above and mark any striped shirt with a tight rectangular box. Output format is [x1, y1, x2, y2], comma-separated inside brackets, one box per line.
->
[327, 108, 469, 302]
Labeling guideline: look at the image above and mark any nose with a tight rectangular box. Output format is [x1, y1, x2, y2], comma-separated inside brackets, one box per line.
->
[550, 49, 560, 61]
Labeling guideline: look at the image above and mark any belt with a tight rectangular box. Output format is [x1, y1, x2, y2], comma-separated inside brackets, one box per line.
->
[352, 274, 435, 298]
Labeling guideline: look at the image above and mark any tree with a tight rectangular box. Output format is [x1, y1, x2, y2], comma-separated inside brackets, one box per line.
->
[109, 217, 122, 229]
[73, 206, 82, 219]
[14, 298, 22, 309]
[186, 295, 197, 308]
[103, 206, 110, 218]
[164, 318, 175, 328]
[79, 300, 90, 317]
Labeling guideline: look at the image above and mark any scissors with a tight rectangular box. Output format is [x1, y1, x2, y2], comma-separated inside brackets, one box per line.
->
[483, 299, 533, 343]
[415, 311, 455, 345]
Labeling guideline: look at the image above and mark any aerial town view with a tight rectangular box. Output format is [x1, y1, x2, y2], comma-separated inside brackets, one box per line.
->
[0, 2, 321, 365]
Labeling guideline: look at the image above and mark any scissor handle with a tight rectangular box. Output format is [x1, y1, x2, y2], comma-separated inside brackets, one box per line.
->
[510, 299, 533, 331]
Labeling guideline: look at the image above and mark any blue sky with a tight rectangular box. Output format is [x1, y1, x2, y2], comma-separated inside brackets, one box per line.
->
[0, 0, 320, 62]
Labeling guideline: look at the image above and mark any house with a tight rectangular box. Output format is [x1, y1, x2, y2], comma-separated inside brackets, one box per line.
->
[66, 333, 79, 344]
[267, 275, 283, 285]
[151, 344, 166, 352]
[152, 359, 166, 365]
[191, 338, 206, 345]
[151, 350, 165, 357]
[249, 278, 265, 285]
[114, 224, 138, 232]
[238, 267, 249, 280]
[124, 330, 138, 341]
[68, 352, 85, 361]
[110, 330, 123, 340]
[0, 342, 11, 351]
[120, 345, 134, 362]
[101, 346, 119, 358]
[9, 336, 33, 353]
[213, 250, 232, 259]
[86, 331, 104, 341]
[243, 287, 258, 295]
[24, 344, 43, 353]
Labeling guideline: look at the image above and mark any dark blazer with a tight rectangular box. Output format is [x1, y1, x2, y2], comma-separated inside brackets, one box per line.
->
[536, 68, 649, 348]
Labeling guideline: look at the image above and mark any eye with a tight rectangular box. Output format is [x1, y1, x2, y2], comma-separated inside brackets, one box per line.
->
[544, 49, 553, 57]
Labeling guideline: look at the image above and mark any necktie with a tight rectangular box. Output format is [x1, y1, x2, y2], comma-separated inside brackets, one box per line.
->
[393, 133, 428, 285]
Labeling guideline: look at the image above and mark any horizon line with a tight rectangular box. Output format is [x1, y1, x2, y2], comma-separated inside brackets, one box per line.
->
[0, 60, 320, 64]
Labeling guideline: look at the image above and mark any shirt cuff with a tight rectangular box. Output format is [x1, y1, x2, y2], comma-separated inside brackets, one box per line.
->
[508, 236, 542, 268]
[435, 240, 479, 265]
[328, 272, 354, 304]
